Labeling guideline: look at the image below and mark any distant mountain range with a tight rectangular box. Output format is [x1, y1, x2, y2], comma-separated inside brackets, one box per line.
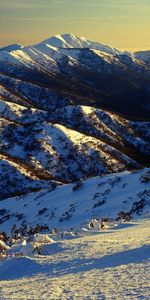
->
[0, 34, 150, 201]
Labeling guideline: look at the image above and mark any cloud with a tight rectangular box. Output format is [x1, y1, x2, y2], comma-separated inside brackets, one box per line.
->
[0, 14, 150, 22]
[0, 0, 150, 10]
[0, 0, 63, 10]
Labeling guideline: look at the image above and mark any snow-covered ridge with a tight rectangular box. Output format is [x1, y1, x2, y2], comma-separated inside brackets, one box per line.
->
[0, 34, 149, 71]
[0, 44, 23, 53]
[0, 99, 49, 124]
[37, 33, 123, 55]
[0, 34, 150, 300]
[1, 101, 150, 200]
[0, 33, 149, 92]
[0, 33, 128, 69]
[0, 33, 150, 202]
[0, 34, 125, 71]
[134, 50, 150, 65]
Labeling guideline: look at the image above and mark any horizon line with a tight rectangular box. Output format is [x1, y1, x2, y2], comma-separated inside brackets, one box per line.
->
[0, 33, 150, 52]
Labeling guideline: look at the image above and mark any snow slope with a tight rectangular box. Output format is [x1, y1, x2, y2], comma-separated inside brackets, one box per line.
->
[1, 117, 138, 194]
[0, 34, 149, 77]
[1, 101, 150, 200]
[0, 168, 149, 234]
[0, 99, 49, 124]
[35, 33, 123, 55]
[0, 33, 150, 200]
[0, 34, 150, 300]
[0, 218, 149, 299]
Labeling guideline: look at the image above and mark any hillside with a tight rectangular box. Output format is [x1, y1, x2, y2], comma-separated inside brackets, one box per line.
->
[1, 103, 150, 200]
[0, 34, 150, 119]
[0, 33, 150, 300]
[0, 34, 150, 200]
[0, 168, 149, 234]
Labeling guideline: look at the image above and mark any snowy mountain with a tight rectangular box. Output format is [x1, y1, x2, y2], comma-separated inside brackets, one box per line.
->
[0, 34, 150, 119]
[0, 34, 150, 201]
[38, 33, 123, 55]
[0, 34, 150, 300]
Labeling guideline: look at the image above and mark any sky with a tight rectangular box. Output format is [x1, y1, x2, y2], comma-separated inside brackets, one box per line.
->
[0, 0, 150, 51]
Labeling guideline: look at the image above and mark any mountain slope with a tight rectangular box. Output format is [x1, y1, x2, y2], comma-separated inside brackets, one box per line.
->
[0, 34, 150, 201]
[0, 168, 149, 234]
[0, 34, 150, 300]
[1, 117, 138, 188]
[134, 50, 150, 66]
[0, 44, 23, 52]
[0, 34, 150, 118]
[0, 154, 55, 200]
[1, 102, 150, 200]
[38, 33, 123, 55]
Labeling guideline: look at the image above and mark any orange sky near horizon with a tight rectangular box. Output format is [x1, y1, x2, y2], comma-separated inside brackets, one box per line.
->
[0, 0, 150, 51]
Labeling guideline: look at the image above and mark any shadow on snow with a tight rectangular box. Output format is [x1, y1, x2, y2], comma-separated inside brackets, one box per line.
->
[0, 244, 149, 281]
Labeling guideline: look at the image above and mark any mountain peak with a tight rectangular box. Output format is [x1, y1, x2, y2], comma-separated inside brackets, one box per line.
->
[38, 33, 89, 49]
[39, 34, 72, 48]
[35, 33, 123, 55]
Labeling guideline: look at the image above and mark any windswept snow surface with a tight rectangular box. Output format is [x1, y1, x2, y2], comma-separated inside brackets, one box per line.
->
[0, 219, 150, 299]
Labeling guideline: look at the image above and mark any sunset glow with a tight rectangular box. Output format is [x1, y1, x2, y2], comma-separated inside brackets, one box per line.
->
[0, 0, 150, 50]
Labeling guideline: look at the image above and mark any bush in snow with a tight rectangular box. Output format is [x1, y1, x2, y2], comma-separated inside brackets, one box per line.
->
[100, 218, 115, 229]
[87, 218, 112, 230]
[117, 211, 131, 222]
[38, 208, 48, 215]
[130, 199, 147, 215]
[0, 232, 8, 243]
[0, 240, 10, 255]
[140, 171, 150, 184]
[72, 179, 84, 191]
[0, 209, 8, 216]
[11, 223, 50, 239]
[93, 199, 106, 208]
[88, 219, 100, 230]
[59, 211, 72, 222]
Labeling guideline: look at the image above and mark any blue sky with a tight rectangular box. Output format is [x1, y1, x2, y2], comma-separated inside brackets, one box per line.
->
[0, 0, 150, 50]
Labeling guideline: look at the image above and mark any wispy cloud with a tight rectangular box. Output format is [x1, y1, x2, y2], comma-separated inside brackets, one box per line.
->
[0, 0, 62, 9]
[0, 14, 150, 22]
[0, 0, 150, 9]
